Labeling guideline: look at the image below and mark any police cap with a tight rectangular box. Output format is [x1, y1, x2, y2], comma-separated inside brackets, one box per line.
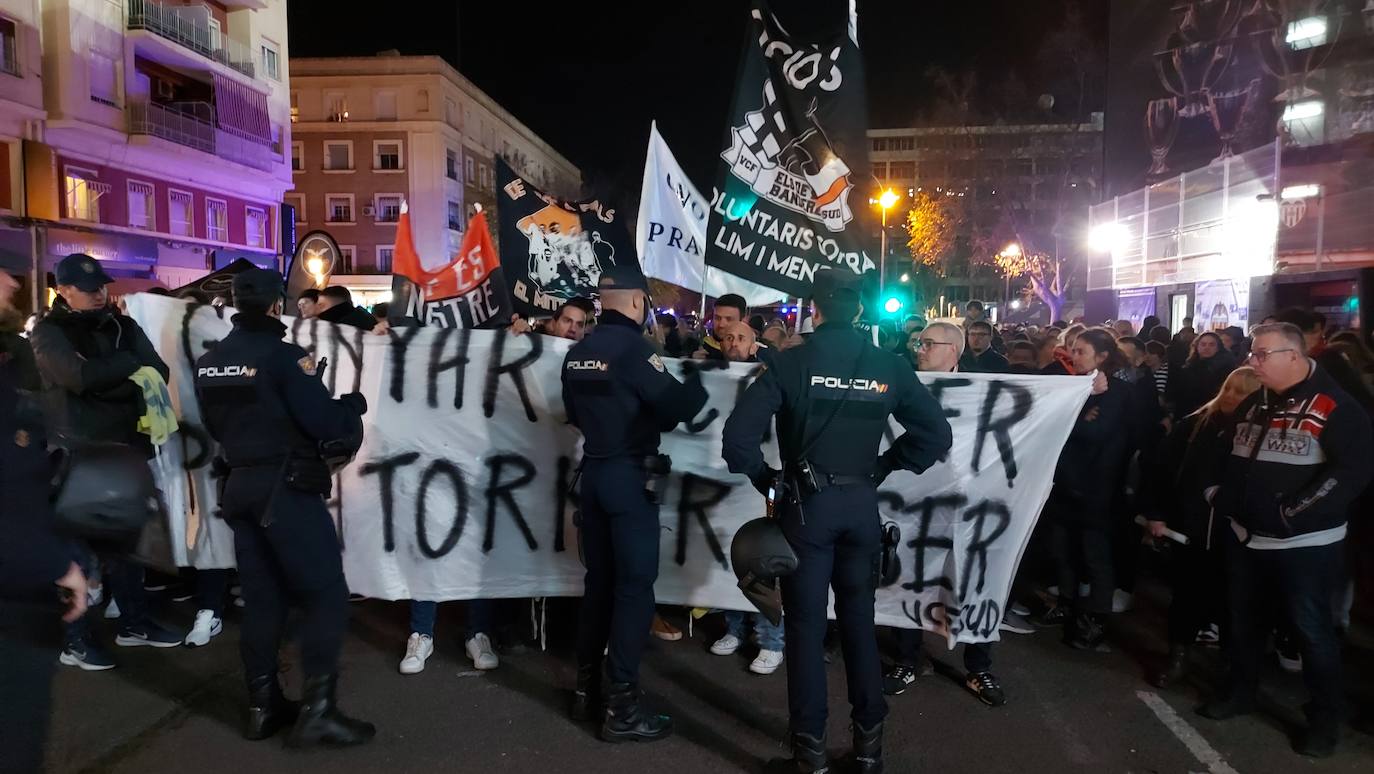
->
[55, 253, 115, 292]
[596, 262, 648, 293]
[231, 268, 285, 311]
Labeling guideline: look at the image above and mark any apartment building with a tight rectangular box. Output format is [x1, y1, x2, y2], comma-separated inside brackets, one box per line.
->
[288, 53, 580, 305]
[0, 0, 292, 302]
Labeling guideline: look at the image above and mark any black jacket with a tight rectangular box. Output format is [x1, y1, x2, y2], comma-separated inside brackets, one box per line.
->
[958, 347, 1009, 374]
[1052, 376, 1134, 519]
[1142, 411, 1233, 544]
[30, 297, 170, 454]
[723, 322, 952, 484]
[0, 330, 71, 600]
[561, 311, 708, 459]
[317, 302, 378, 331]
[1211, 362, 1373, 547]
[1167, 352, 1236, 420]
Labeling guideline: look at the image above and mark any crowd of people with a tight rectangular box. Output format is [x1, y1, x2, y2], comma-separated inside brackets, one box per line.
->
[4, 252, 1374, 771]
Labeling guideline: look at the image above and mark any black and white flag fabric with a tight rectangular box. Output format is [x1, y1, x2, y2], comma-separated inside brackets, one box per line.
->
[705, 0, 874, 299]
[496, 159, 642, 318]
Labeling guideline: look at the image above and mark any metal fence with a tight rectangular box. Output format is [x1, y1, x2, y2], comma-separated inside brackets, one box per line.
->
[128, 100, 276, 172]
[126, 0, 255, 79]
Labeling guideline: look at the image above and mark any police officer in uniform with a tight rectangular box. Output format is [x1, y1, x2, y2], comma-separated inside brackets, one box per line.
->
[194, 270, 373, 748]
[562, 265, 707, 743]
[723, 271, 953, 773]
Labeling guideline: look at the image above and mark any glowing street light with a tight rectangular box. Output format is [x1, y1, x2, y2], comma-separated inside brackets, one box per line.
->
[874, 188, 903, 296]
[1088, 222, 1130, 253]
[878, 189, 901, 210]
[899, 272, 910, 283]
[1001, 242, 1022, 258]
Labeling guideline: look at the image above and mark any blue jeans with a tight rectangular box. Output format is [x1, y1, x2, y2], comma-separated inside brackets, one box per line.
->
[65, 548, 149, 645]
[410, 599, 496, 640]
[724, 610, 785, 651]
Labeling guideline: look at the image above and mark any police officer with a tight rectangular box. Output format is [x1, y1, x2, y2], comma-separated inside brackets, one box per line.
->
[723, 271, 953, 773]
[562, 265, 707, 743]
[193, 269, 373, 748]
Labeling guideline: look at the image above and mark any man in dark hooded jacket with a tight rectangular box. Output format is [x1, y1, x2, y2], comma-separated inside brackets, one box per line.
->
[314, 285, 377, 331]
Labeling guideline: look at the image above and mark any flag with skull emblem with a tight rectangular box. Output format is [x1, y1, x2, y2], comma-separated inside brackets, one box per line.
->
[495, 158, 642, 318]
[705, 0, 874, 299]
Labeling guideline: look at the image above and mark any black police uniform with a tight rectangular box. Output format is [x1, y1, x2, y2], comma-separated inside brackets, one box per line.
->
[193, 269, 372, 747]
[723, 273, 952, 770]
[561, 266, 707, 742]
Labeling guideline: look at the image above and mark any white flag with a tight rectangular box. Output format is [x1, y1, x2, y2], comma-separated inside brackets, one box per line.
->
[637, 122, 786, 306]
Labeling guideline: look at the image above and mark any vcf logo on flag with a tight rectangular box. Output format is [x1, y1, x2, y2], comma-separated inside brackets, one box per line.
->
[391, 203, 510, 329]
[721, 78, 855, 233]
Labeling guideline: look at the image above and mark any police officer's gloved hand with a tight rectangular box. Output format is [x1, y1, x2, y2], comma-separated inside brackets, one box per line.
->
[750, 467, 780, 497]
[338, 392, 368, 416]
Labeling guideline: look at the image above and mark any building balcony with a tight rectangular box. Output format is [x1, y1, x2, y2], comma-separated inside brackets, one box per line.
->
[127, 0, 256, 80]
[128, 100, 278, 172]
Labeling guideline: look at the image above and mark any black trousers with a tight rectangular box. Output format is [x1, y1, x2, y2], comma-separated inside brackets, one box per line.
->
[1223, 533, 1345, 727]
[1051, 521, 1115, 615]
[575, 458, 660, 685]
[895, 627, 993, 673]
[780, 483, 886, 738]
[0, 600, 61, 774]
[227, 487, 348, 681]
[1166, 537, 1224, 647]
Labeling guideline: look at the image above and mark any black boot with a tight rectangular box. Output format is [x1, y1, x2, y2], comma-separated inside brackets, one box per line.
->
[286, 674, 376, 748]
[244, 674, 298, 741]
[1150, 645, 1188, 688]
[1070, 613, 1106, 650]
[852, 721, 883, 774]
[762, 732, 829, 773]
[570, 662, 601, 722]
[599, 682, 672, 743]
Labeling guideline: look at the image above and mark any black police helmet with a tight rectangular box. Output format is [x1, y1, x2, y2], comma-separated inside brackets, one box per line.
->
[730, 517, 798, 626]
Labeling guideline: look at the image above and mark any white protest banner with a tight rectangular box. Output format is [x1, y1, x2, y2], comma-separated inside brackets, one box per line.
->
[636, 122, 787, 307]
[128, 294, 1090, 645]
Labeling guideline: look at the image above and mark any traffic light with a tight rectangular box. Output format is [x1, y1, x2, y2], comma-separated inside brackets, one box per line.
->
[883, 296, 903, 315]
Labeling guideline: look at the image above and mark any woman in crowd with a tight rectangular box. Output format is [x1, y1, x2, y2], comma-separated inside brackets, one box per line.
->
[1143, 367, 1261, 688]
[1035, 329, 1134, 649]
[1145, 340, 1170, 398]
[1166, 332, 1236, 421]
[1040, 324, 1085, 375]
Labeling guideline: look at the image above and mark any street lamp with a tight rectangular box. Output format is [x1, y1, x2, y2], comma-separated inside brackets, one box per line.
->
[1001, 242, 1022, 258]
[874, 188, 902, 296]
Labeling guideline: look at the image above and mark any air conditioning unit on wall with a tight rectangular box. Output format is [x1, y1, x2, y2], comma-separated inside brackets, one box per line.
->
[361, 205, 376, 217]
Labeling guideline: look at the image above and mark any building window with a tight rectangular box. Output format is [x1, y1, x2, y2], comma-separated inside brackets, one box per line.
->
[1286, 16, 1328, 50]
[465, 156, 476, 183]
[290, 91, 299, 123]
[324, 141, 353, 171]
[325, 91, 348, 121]
[245, 206, 267, 248]
[291, 141, 304, 171]
[168, 189, 193, 236]
[375, 90, 398, 121]
[284, 194, 305, 224]
[89, 51, 118, 106]
[207, 17, 221, 51]
[376, 246, 394, 272]
[64, 168, 107, 222]
[206, 199, 228, 241]
[888, 161, 916, 180]
[326, 194, 353, 223]
[374, 194, 402, 223]
[479, 164, 489, 188]
[1010, 158, 1032, 177]
[872, 138, 888, 152]
[337, 245, 356, 273]
[127, 180, 155, 230]
[374, 141, 402, 171]
[448, 200, 463, 230]
[1, 17, 18, 77]
[261, 41, 280, 81]
[1282, 99, 1325, 145]
[446, 149, 458, 180]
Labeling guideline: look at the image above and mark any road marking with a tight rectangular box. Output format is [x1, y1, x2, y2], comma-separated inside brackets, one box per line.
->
[1137, 690, 1240, 774]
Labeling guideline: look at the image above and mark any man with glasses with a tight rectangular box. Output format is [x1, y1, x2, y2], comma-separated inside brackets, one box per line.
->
[959, 320, 1008, 373]
[1199, 323, 1372, 758]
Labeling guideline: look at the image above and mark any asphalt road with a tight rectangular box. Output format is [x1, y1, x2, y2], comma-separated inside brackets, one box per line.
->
[44, 582, 1374, 773]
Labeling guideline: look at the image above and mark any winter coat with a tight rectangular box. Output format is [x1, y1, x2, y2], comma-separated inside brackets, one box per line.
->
[1052, 375, 1135, 521]
[1142, 410, 1233, 546]
[1167, 352, 1236, 421]
[316, 302, 378, 331]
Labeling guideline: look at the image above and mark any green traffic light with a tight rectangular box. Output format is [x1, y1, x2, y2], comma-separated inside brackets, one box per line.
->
[883, 296, 903, 314]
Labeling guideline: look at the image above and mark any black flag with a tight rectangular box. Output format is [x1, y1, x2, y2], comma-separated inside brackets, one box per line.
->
[705, 0, 873, 298]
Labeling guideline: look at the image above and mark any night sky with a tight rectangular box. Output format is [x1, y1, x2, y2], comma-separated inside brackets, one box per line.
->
[289, 0, 1106, 201]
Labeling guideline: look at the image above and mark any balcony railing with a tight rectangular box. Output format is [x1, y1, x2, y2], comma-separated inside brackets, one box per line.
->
[127, 0, 256, 79]
[128, 100, 276, 172]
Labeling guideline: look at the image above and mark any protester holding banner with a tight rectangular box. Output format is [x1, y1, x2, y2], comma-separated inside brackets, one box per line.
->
[561, 265, 708, 743]
[692, 294, 748, 361]
[297, 289, 322, 319]
[315, 286, 378, 332]
[1036, 330, 1133, 650]
[723, 270, 953, 773]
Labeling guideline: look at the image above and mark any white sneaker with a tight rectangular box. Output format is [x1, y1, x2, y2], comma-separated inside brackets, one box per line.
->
[750, 649, 783, 675]
[465, 633, 498, 670]
[710, 633, 742, 656]
[399, 633, 434, 675]
[1112, 590, 1134, 613]
[87, 583, 103, 608]
[104, 599, 121, 620]
[183, 610, 222, 647]
[1010, 602, 1031, 617]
